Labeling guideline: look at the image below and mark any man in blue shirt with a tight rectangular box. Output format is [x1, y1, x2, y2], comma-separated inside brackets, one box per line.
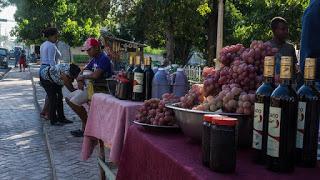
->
[300, 0, 320, 83]
[66, 38, 113, 137]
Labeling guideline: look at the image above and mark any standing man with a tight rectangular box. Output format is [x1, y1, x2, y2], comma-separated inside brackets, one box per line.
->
[268, 17, 300, 85]
[66, 38, 112, 137]
[14, 47, 21, 67]
[300, 0, 320, 83]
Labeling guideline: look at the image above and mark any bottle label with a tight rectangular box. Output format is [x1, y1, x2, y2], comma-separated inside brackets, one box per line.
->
[133, 72, 144, 93]
[280, 56, 292, 79]
[296, 102, 306, 149]
[264, 56, 275, 77]
[304, 58, 316, 80]
[267, 107, 281, 157]
[253, 103, 264, 150]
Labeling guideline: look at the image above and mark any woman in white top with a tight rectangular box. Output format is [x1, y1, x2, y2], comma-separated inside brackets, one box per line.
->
[39, 27, 61, 120]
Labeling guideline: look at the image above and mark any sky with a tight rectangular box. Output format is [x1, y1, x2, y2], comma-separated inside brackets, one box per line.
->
[0, 5, 17, 38]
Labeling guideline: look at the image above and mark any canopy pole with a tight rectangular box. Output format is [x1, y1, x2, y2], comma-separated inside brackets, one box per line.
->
[215, 0, 224, 70]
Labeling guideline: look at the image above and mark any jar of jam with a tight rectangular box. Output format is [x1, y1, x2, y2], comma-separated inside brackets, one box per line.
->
[210, 117, 238, 173]
[202, 115, 223, 167]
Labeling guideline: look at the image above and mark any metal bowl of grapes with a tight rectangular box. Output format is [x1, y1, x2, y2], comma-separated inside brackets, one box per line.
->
[165, 103, 253, 147]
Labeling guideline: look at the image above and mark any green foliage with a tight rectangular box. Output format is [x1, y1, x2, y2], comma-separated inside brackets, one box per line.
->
[144, 46, 165, 55]
[224, 0, 309, 46]
[8, 0, 310, 65]
[72, 54, 89, 64]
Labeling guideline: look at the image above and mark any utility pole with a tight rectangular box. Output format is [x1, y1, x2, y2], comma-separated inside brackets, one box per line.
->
[215, 0, 224, 70]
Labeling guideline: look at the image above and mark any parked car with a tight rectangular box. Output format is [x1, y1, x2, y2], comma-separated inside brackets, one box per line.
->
[0, 48, 9, 69]
[8, 49, 15, 59]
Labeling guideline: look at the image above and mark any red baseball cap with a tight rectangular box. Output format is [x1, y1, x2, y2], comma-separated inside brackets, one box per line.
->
[81, 38, 99, 51]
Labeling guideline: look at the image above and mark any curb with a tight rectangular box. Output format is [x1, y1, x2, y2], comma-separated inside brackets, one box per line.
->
[0, 67, 12, 81]
[30, 68, 57, 180]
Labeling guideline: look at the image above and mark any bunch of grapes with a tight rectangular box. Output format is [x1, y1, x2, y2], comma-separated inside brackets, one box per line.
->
[136, 94, 177, 126]
[236, 92, 255, 115]
[162, 93, 180, 104]
[203, 70, 221, 97]
[202, 67, 216, 79]
[229, 61, 257, 92]
[192, 95, 222, 111]
[219, 44, 245, 66]
[216, 84, 242, 113]
[179, 84, 205, 109]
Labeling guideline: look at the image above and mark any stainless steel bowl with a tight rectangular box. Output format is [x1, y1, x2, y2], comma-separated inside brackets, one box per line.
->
[166, 103, 253, 147]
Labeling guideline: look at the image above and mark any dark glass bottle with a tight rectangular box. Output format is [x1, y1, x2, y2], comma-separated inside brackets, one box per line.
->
[266, 56, 298, 172]
[132, 56, 144, 101]
[252, 56, 275, 164]
[295, 58, 320, 167]
[143, 57, 154, 100]
[127, 56, 135, 99]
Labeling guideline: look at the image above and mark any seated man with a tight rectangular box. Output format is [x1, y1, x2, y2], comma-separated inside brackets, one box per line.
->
[67, 38, 112, 137]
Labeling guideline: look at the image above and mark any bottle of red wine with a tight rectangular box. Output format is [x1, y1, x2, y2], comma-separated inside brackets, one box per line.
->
[266, 56, 298, 172]
[127, 56, 135, 99]
[143, 57, 154, 100]
[132, 56, 144, 101]
[252, 56, 275, 164]
[295, 58, 320, 167]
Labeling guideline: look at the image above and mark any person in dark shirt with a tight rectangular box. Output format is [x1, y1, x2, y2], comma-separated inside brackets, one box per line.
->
[300, 0, 320, 85]
[268, 17, 300, 86]
[66, 38, 113, 137]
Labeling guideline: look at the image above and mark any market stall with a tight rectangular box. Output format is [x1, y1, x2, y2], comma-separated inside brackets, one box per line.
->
[116, 125, 320, 180]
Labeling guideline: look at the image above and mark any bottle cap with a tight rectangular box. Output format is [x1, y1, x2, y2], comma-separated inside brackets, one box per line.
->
[204, 114, 238, 126]
[158, 68, 164, 71]
[177, 68, 184, 72]
[213, 117, 238, 126]
[203, 114, 224, 123]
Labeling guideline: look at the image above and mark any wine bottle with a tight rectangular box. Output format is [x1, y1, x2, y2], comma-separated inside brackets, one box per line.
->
[266, 56, 298, 172]
[295, 58, 320, 167]
[127, 56, 135, 99]
[143, 57, 154, 100]
[252, 56, 275, 164]
[132, 56, 144, 101]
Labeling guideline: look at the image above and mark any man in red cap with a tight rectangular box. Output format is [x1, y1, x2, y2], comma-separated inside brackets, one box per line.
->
[66, 38, 112, 137]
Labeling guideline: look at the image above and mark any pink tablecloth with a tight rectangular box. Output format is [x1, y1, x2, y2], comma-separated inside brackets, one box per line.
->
[81, 93, 143, 163]
[116, 125, 320, 180]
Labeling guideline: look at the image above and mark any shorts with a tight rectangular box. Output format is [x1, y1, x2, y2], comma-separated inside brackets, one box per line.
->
[66, 89, 88, 106]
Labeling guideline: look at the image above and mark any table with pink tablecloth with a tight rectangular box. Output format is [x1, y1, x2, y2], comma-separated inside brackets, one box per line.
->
[81, 93, 143, 163]
[116, 125, 320, 180]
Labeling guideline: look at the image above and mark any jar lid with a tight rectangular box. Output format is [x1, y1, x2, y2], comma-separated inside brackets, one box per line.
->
[203, 114, 224, 122]
[213, 117, 238, 126]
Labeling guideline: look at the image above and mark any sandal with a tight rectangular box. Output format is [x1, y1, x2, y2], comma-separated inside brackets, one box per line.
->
[40, 113, 49, 120]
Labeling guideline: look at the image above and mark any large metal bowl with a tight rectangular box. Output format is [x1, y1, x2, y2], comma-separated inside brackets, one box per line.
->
[166, 103, 253, 147]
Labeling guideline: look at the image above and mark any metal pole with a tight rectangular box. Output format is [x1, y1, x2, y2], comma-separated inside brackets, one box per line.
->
[215, 0, 224, 70]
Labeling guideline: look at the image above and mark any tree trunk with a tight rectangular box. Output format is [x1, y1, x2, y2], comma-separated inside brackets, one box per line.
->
[165, 16, 174, 66]
[207, 0, 219, 66]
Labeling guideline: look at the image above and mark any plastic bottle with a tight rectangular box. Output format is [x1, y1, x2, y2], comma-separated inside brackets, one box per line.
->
[172, 68, 189, 97]
[152, 68, 170, 99]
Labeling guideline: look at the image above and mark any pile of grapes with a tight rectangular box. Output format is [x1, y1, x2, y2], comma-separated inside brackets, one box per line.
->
[136, 93, 179, 126]
[179, 84, 205, 109]
[181, 40, 278, 115]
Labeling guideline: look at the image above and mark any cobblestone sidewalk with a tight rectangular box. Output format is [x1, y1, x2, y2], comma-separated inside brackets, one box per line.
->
[0, 68, 52, 180]
[30, 66, 100, 180]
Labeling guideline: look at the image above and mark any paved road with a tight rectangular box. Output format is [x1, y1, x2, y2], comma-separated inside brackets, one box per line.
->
[30, 66, 100, 180]
[0, 68, 52, 180]
[0, 67, 100, 180]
